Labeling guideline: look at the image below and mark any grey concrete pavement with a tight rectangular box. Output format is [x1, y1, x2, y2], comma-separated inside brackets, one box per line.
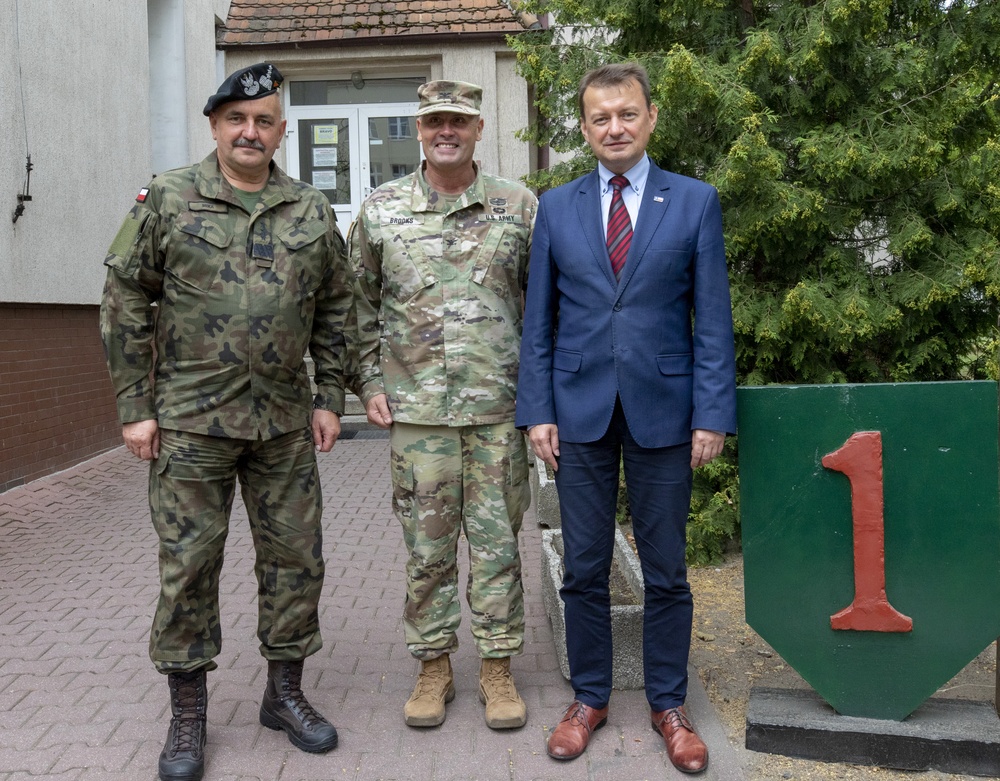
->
[0, 437, 747, 781]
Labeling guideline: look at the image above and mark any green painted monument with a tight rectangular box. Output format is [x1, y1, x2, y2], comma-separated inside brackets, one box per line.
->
[739, 381, 1000, 721]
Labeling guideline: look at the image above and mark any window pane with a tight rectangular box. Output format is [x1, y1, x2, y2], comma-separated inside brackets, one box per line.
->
[297, 118, 351, 205]
[369, 114, 421, 187]
[290, 77, 425, 106]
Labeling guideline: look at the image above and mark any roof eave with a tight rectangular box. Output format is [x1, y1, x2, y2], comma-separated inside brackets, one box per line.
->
[217, 27, 533, 50]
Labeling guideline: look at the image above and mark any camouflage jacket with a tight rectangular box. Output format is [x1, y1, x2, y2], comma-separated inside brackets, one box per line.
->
[352, 164, 536, 426]
[99, 152, 354, 439]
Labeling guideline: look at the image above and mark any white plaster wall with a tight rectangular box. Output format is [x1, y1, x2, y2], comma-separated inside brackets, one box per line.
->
[494, 53, 532, 182]
[149, 0, 231, 173]
[185, 0, 231, 162]
[2, 0, 150, 305]
[1, 0, 225, 305]
[149, 0, 190, 172]
[224, 40, 533, 185]
[1, 0, 22, 271]
[441, 44, 504, 179]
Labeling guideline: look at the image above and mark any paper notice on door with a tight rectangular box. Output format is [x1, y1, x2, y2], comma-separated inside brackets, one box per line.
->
[313, 147, 338, 167]
[313, 125, 339, 145]
[312, 170, 337, 190]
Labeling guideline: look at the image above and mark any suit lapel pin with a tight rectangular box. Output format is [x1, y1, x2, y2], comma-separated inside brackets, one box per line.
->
[653, 196, 664, 202]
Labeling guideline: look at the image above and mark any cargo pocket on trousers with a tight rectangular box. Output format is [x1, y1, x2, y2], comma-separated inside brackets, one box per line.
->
[503, 434, 531, 528]
[390, 448, 416, 525]
[148, 451, 178, 545]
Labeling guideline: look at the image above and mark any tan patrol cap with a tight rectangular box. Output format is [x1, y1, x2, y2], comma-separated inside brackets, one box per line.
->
[415, 80, 482, 117]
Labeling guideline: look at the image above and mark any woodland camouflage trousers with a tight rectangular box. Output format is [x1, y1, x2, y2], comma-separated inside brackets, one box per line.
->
[147, 427, 325, 673]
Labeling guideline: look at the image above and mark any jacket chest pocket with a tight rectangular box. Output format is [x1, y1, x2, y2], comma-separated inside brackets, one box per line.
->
[382, 228, 436, 302]
[471, 223, 527, 298]
[276, 218, 327, 290]
[166, 214, 235, 293]
[270, 218, 328, 323]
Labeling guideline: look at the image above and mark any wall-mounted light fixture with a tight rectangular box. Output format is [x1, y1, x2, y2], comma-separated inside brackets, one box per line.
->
[351, 71, 365, 90]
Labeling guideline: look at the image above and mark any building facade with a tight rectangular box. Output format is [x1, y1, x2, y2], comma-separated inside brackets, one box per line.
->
[1, 0, 229, 492]
[220, 0, 539, 227]
[0, 0, 538, 491]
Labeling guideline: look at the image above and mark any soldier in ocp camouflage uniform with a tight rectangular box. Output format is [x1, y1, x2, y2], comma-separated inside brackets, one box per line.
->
[99, 64, 350, 781]
[351, 80, 536, 730]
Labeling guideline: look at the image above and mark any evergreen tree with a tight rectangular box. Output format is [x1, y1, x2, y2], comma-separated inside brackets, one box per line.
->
[512, 0, 1000, 561]
[514, 0, 1000, 383]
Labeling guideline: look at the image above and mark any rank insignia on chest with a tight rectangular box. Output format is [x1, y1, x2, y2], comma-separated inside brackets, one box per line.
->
[136, 188, 149, 203]
[252, 223, 274, 268]
[253, 242, 274, 267]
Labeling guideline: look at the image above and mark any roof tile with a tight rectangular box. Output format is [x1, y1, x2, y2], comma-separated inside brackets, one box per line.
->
[219, 0, 531, 46]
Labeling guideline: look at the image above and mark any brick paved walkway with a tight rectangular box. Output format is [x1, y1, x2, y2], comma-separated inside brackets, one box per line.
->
[0, 439, 745, 781]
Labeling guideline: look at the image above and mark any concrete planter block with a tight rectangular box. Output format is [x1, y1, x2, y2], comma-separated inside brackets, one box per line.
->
[540, 527, 645, 690]
[528, 459, 561, 528]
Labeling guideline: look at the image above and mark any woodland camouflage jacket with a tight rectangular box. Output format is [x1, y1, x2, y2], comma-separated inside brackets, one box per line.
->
[100, 152, 354, 439]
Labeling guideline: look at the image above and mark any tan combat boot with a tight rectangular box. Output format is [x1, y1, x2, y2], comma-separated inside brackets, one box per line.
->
[479, 657, 526, 729]
[404, 655, 455, 727]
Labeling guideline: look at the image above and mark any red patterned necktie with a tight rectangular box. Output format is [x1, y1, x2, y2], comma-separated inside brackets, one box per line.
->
[606, 175, 632, 281]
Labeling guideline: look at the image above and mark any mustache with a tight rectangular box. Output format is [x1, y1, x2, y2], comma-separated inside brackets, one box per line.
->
[234, 138, 267, 152]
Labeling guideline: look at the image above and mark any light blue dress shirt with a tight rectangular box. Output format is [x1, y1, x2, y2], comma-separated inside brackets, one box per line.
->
[598, 155, 650, 239]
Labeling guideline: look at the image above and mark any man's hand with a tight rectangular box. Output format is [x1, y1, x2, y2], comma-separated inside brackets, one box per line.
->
[528, 423, 561, 472]
[691, 429, 725, 469]
[366, 394, 393, 430]
[123, 420, 160, 461]
[311, 409, 341, 452]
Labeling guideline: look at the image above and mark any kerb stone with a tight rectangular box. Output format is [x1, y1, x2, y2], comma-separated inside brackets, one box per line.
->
[747, 686, 1000, 777]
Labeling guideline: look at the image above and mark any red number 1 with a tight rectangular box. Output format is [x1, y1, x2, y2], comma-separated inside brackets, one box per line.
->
[822, 431, 913, 633]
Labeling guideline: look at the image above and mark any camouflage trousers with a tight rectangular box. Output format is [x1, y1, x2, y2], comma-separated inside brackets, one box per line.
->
[148, 427, 325, 674]
[390, 421, 531, 659]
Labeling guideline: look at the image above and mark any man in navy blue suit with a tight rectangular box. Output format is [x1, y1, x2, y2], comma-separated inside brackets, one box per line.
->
[516, 62, 737, 772]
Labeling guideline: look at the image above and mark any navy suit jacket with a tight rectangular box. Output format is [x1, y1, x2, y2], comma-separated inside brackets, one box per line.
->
[515, 161, 737, 448]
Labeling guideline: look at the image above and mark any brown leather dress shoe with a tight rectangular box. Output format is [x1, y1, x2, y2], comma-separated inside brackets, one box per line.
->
[651, 705, 708, 773]
[546, 700, 609, 761]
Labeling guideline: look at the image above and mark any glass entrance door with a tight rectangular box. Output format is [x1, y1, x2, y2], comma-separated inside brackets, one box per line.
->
[286, 103, 421, 227]
[287, 109, 358, 228]
[362, 106, 421, 198]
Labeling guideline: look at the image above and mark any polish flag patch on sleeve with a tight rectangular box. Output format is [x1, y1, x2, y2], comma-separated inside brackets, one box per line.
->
[136, 188, 150, 203]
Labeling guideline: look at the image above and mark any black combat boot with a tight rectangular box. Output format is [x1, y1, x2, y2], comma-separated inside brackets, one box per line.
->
[259, 659, 338, 753]
[158, 670, 207, 781]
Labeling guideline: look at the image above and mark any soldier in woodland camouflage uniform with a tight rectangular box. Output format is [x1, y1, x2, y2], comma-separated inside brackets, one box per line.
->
[351, 80, 535, 730]
[99, 64, 350, 781]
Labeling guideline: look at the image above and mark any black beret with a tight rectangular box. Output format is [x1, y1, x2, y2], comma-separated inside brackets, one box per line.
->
[203, 63, 284, 116]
